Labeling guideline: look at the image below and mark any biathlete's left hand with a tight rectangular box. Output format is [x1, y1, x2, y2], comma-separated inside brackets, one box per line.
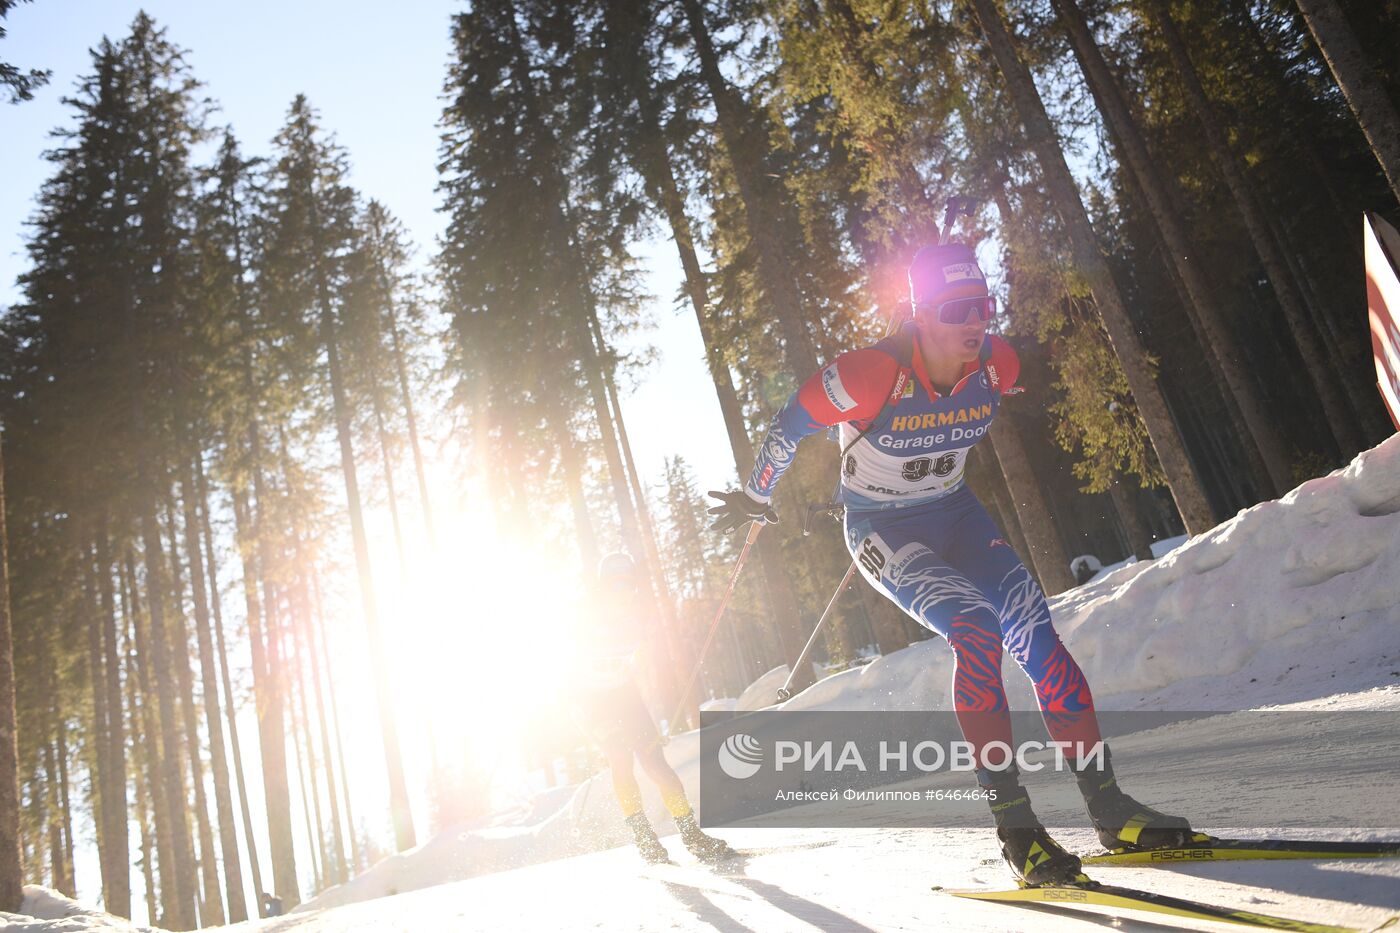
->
[707, 489, 779, 534]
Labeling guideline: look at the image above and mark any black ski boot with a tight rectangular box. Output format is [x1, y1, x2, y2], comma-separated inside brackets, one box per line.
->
[1073, 747, 1194, 851]
[625, 811, 671, 864]
[980, 767, 1083, 886]
[675, 811, 736, 862]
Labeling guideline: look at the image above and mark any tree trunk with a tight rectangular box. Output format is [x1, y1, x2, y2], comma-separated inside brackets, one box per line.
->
[136, 803, 157, 925]
[84, 540, 114, 909]
[287, 572, 332, 887]
[94, 520, 130, 917]
[1231, 0, 1359, 259]
[197, 459, 262, 919]
[985, 417, 1076, 593]
[43, 738, 68, 896]
[1145, 0, 1365, 458]
[162, 496, 223, 926]
[676, 0, 845, 680]
[1132, 186, 1278, 504]
[968, 439, 1036, 567]
[1107, 478, 1155, 562]
[221, 159, 298, 906]
[180, 453, 246, 922]
[588, 304, 690, 719]
[678, 0, 819, 378]
[139, 508, 200, 930]
[231, 488, 299, 907]
[286, 642, 323, 893]
[269, 427, 351, 886]
[54, 716, 75, 897]
[126, 625, 158, 926]
[126, 550, 182, 928]
[308, 161, 415, 851]
[1052, 0, 1294, 496]
[1294, 0, 1400, 204]
[966, 0, 1217, 536]
[990, 471, 1035, 569]
[572, 277, 647, 560]
[380, 278, 437, 549]
[555, 417, 601, 572]
[371, 394, 411, 580]
[0, 434, 18, 915]
[1267, 201, 1390, 444]
[298, 573, 348, 884]
[234, 353, 299, 904]
[532, 6, 811, 695]
[310, 570, 361, 875]
[623, 55, 819, 671]
[317, 306, 416, 852]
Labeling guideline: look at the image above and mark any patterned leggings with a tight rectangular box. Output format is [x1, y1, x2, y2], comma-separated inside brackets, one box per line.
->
[845, 485, 1100, 768]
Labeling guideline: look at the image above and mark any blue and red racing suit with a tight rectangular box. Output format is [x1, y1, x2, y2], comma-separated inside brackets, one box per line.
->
[746, 323, 1100, 767]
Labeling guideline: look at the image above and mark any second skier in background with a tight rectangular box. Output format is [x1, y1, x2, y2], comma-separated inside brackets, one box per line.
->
[574, 552, 735, 865]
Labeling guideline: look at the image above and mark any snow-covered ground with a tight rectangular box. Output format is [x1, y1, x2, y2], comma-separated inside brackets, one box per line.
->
[7, 436, 1400, 932]
[14, 796, 1400, 932]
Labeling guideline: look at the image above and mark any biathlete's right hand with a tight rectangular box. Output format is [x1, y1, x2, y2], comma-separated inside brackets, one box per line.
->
[707, 489, 779, 534]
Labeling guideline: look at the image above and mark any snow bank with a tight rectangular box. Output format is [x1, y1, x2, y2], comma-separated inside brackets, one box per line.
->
[293, 724, 712, 913]
[1052, 434, 1400, 707]
[733, 665, 787, 711]
[0, 886, 159, 932]
[296, 778, 616, 912]
[292, 821, 552, 913]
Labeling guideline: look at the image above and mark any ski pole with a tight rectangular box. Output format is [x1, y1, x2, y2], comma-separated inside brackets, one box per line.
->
[667, 519, 766, 732]
[570, 772, 596, 839]
[776, 561, 859, 702]
[939, 195, 977, 244]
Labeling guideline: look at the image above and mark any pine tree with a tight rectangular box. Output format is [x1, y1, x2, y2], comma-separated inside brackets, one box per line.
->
[0, 432, 21, 913]
[1294, 0, 1400, 204]
[4, 15, 213, 923]
[0, 0, 49, 104]
[964, 0, 1216, 536]
[439, 3, 594, 537]
[263, 94, 416, 856]
[1140, 0, 1365, 460]
[1049, 0, 1294, 497]
[197, 127, 295, 912]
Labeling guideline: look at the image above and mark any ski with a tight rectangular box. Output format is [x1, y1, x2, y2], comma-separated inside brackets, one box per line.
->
[935, 876, 1398, 933]
[1084, 836, 1400, 866]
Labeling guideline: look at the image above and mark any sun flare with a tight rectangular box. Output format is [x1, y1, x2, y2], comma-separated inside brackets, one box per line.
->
[373, 496, 587, 789]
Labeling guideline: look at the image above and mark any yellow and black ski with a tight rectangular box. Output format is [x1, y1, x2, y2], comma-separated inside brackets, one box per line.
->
[1084, 835, 1400, 866]
[935, 875, 1398, 932]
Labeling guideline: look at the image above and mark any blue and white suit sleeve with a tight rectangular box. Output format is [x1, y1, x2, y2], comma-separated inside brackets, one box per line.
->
[741, 348, 897, 503]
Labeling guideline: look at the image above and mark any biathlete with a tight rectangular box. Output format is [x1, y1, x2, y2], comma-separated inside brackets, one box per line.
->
[574, 552, 734, 864]
[707, 243, 1192, 884]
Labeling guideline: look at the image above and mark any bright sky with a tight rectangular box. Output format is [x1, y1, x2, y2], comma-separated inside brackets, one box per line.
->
[1, 0, 741, 919]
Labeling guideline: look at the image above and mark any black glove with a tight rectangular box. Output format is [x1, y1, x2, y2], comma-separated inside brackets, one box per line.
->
[707, 489, 779, 534]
